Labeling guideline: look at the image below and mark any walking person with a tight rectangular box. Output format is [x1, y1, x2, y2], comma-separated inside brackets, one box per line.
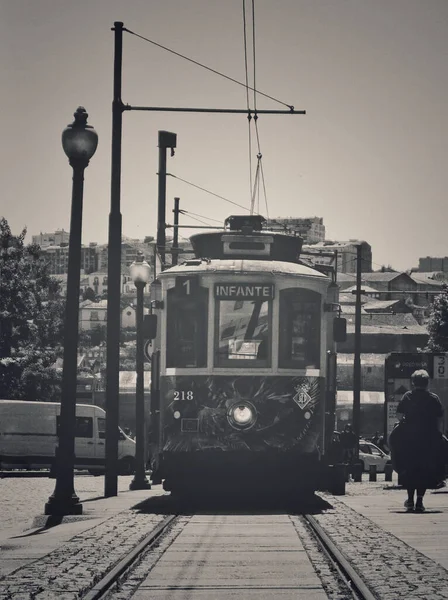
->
[391, 370, 444, 513]
[340, 423, 358, 466]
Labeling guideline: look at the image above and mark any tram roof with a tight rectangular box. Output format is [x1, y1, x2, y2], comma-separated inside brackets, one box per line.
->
[160, 259, 328, 279]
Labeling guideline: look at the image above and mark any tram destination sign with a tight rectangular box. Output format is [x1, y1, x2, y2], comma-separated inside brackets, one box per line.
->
[214, 283, 274, 299]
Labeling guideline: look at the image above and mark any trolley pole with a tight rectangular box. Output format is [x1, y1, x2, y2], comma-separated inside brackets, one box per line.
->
[157, 131, 177, 269]
[172, 197, 180, 266]
[353, 244, 363, 454]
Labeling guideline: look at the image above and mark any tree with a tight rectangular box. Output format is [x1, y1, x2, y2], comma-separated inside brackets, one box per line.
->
[0, 218, 64, 400]
[78, 325, 106, 348]
[83, 286, 97, 302]
[425, 283, 448, 352]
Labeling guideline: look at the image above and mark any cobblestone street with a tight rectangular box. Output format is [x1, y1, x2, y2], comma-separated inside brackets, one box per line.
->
[0, 475, 134, 534]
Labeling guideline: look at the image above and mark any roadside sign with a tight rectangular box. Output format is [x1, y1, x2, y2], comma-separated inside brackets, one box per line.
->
[433, 354, 448, 379]
[384, 352, 448, 439]
[386, 401, 399, 437]
[144, 340, 152, 363]
[385, 353, 433, 379]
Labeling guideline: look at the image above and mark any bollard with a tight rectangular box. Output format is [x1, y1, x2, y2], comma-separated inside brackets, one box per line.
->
[384, 463, 393, 482]
[352, 462, 363, 482]
[329, 464, 346, 495]
[369, 464, 377, 482]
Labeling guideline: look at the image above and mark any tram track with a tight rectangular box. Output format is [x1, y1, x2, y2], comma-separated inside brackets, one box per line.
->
[80, 505, 378, 600]
[82, 515, 180, 600]
[302, 514, 377, 600]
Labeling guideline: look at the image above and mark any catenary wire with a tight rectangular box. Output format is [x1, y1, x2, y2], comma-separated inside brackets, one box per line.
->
[124, 27, 294, 110]
[180, 210, 223, 224]
[166, 173, 254, 212]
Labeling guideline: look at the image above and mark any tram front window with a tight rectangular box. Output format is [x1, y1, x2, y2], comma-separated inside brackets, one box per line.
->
[216, 299, 270, 366]
[166, 286, 208, 368]
[279, 288, 320, 369]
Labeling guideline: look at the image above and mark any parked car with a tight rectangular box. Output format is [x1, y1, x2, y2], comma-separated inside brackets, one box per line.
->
[359, 439, 390, 472]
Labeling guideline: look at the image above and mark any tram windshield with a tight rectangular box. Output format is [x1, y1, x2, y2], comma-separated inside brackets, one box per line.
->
[166, 286, 208, 368]
[279, 288, 321, 369]
[216, 298, 270, 366]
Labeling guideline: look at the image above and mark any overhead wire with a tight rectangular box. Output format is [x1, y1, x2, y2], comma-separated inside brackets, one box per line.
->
[179, 210, 223, 224]
[124, 27, 294, 110]
[166, 173, 253, 212]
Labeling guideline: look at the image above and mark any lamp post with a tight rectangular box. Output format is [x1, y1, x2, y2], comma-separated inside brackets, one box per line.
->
[45, 107, 98, 515]
[129, 252, 151, 490]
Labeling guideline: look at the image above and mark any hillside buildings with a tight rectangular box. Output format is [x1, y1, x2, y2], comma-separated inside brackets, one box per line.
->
[266, 216, 325, 243]
[418, 256, 448, 273]
[302, 240, 373, 273]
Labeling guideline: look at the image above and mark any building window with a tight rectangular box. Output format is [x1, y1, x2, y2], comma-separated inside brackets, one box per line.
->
[90, 311, 99, 321]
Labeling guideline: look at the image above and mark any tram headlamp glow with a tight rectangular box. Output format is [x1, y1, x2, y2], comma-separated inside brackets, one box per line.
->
[227, 401, 257, 430]
[233, 405, 253, 424]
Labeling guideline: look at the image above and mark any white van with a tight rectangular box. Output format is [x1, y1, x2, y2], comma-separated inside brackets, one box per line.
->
[0, 400, 136, 475]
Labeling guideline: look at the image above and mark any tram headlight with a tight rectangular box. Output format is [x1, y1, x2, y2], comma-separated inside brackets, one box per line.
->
[227, 401, 257, 430]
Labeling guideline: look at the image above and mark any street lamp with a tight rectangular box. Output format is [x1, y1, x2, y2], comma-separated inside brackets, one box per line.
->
[129, 252, 152, 490]
[45, 107, 98, 515]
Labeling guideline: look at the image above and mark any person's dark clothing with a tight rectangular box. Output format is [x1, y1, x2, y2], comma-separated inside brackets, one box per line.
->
[340, 429, 357, 464]
[390, 389, 444, 489]
[396, 389, 443, 431]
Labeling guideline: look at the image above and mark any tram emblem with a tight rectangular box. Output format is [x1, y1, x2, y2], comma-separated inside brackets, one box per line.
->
[293, 383, 312, 409]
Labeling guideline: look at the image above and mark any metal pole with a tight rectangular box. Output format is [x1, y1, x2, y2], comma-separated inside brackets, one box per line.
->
[105, 21, 124, 497]
[129, 282, 151, 489]
[353, 244, 363, 451]
[157, 131, 176, 269]
[45, 161, 86, 515]
[172, 197, 180, 266]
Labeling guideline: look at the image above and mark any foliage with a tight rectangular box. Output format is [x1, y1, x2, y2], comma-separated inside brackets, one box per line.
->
[83, 287, 97, 302]
[0, 218, 64, 400]
[120, 327, 137, 343]
[425, 283, 448, 352]
[78, 325, 107, 348]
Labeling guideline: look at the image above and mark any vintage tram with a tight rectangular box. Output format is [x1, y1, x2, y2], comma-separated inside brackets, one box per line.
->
[148, 215, 345, 497]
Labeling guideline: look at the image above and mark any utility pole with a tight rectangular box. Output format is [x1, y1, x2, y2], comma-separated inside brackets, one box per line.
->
[353, 244, 363, 451]
[157, 131, 177, 269]
[105, 21, 124, 498]
[172, 197, 180, 266]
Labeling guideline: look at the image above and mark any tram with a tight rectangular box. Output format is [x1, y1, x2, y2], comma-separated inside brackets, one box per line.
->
[148, 215, 346, 497]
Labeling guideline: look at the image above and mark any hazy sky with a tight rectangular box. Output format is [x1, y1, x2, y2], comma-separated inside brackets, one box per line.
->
[1, 0, 447, 271]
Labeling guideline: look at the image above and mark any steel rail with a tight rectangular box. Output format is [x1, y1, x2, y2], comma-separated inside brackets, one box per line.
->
[83, 514, 178, 600]
[303, 514, 377, 600]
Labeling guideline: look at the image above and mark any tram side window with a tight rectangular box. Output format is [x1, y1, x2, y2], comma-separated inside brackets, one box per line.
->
[166, 286, 208, 368]
[279, 289, 320, 369]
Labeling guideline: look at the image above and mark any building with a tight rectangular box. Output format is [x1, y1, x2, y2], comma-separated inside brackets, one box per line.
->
[267, 217, 325, 243]
[302, 240, 372, 273]
[40, 244, 69, 274]
[360, 272, 417, 301]
[79, 300, 108, 331]
[418, 256, 448, 273]
[82, 272, 109, 297]
[32, 229, 69, 248]
[39, 244, 99, 275]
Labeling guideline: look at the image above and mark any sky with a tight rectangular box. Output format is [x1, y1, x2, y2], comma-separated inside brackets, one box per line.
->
[1, 0, 447, 271]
